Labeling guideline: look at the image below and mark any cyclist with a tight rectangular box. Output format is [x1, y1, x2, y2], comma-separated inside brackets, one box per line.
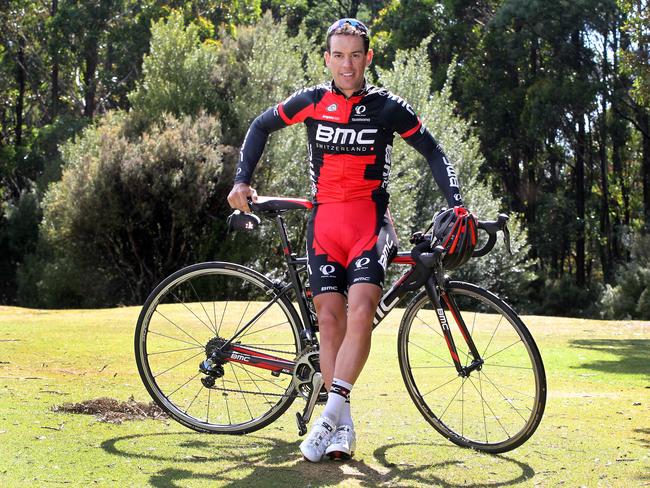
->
[228, 18, 473, 462]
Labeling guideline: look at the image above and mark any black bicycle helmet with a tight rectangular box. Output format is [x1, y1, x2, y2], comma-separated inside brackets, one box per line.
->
[432, 206, 478, 269]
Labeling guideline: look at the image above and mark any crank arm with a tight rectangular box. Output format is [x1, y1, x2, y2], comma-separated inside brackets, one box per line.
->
[295, 372, 324, 436]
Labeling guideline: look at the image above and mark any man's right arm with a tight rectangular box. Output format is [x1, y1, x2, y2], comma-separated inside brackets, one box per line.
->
[229, 89, 317, 212]
[228, 107, 287, 212]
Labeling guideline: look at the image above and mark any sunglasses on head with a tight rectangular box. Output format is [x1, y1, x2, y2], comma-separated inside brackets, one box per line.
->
[327, 18, 369, 36]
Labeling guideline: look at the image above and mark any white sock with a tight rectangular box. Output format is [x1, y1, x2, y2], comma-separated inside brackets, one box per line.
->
[321, 378, 353, 425]
[338, 399, 354, 428]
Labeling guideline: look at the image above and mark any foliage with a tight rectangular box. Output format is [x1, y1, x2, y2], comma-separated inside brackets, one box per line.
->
[599, 233, 650, 319]
[618, 0, 650, 107]
[19, 112, 226, 307]
[128, 10, 221, 128]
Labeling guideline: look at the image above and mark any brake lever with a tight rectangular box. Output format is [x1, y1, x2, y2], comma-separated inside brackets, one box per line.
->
[503, 222, 512, 255]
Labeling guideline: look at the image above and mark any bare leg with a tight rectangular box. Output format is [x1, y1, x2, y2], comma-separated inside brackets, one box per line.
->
[333, 283, 382, 384]
[313, 292, 347, 389]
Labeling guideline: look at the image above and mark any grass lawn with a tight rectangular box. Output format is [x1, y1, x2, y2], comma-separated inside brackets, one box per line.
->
[0, 304, 648, 487]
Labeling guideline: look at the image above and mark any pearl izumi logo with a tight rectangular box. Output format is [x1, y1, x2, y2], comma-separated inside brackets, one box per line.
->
[354, 105, 366, 115]
[319, 264, 336, 276]
[354, 257, 370, 269]
[315, 124, 377, 145]
[326, 103, 337, 112]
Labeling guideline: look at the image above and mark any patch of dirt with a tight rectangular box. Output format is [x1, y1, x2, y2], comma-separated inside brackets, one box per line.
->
[52, 396, 168, 424]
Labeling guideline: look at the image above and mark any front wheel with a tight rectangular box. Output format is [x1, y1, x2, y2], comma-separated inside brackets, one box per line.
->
[135, 262, 303, 434]
[398, 282, 546, 453]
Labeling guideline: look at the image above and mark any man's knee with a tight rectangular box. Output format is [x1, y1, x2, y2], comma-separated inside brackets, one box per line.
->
[348, 300, 377, 322]
[314, 294, 347, 333]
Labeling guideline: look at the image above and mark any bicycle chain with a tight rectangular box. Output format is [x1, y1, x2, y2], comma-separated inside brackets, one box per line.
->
[206, 385, 298, 398]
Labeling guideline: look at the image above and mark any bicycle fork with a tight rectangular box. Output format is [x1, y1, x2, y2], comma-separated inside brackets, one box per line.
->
[424, 277, 484, 377]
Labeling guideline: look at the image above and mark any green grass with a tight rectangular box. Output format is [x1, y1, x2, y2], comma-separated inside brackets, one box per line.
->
[0, 305, 648, 487]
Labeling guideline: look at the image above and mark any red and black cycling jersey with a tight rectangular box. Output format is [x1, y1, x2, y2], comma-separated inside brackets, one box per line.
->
[235, 81, 464, 208]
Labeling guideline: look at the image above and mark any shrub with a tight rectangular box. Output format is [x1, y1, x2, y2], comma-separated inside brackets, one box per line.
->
[20, 112, 227, 307]
[598, 233, 650, 319]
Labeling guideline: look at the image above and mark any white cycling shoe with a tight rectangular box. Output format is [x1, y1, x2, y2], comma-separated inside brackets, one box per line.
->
[300, 416, 337, 462]
[325, 424, 356, 460]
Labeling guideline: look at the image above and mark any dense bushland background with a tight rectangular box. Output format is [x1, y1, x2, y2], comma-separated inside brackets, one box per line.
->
[1, 1, 648, 318]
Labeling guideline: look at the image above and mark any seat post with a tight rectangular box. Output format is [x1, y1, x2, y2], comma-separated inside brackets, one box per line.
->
[275, 214, 293, 257]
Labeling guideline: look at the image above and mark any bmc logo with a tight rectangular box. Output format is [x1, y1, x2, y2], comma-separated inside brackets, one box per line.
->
[231, 352, 249, 362]
[316, 124, 377, 145]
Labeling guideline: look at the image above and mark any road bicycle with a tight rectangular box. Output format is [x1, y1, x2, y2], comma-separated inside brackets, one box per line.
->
[135, 196, 546, 453]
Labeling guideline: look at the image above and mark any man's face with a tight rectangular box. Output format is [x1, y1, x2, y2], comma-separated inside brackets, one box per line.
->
[325, 34, 373, 96]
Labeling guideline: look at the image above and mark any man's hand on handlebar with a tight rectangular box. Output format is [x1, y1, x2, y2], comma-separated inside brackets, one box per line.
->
[228, 183, 258, 213]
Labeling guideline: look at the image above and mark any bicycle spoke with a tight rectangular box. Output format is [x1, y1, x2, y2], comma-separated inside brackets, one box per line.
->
[415, 313, 445, 340]
[153, 350, 204, 379]
[230, 362, 289, 392]
[239, 319, 291, 340]
[229, 362, 254, 420]
[408, 340, 454, 367]
[184, 383, 205, 415]
[467, 375, 511, 438]
[221, 377, 231, 425]
[239, 363, 273, 407]
[147, 345, 203, 356]
[189, 281, 216, 335]
[483, 339, 523, 362]
[438, 377, 466, 421]
[485, 363, 533, 370]
[153, 310, 204, 348]
[217, 300, 229, 337]
[148, 329, 204, 348]
[481, 313, 505, 358]
[170, 290, 216, 337]
[480, 372, 488, 443]
[477, 375, 536, 400]
[421, 374, 461, 398]
[234, 301, 252, 337]
[480, 370, 532, 420]
[167, 371, 202, 399]
[206, 387, 211, 424]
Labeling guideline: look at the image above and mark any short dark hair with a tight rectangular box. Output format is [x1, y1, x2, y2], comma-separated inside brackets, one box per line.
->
[326, 22, 370, 53]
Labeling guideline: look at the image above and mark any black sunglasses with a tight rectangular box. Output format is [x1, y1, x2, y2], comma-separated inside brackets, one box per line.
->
[327, 18, 369, 36]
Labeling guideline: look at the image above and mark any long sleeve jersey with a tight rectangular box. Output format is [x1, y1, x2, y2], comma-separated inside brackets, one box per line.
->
[235, 81, 464, 208]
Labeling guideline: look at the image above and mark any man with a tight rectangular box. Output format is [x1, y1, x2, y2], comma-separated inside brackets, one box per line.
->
[228, 18, 469, 462]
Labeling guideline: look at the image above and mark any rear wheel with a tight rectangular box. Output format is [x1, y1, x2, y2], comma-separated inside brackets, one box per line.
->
[398, 282, 546, 453]
[135, 262, 303, 434]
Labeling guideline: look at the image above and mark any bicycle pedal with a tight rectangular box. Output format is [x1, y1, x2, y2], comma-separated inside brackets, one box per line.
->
[296, 412, 307, 436]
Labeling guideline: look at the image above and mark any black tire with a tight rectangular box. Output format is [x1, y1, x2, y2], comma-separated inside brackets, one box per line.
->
[135, 262, 303, 434]
[398, 282, 546, 453]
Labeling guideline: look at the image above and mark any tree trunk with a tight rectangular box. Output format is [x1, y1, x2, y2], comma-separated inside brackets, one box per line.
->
[83, 38, 99, 118]
[50, 0, 59, 121]
[641, 109, 650, 228]
[15, 36, 26, 148]
[576, 114, 586, 287]
[599, 34, 612, 282]
[572, 30, 586, 287]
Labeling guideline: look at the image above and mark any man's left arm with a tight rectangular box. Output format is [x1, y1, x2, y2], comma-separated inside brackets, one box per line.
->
[390, 101, 464, 208]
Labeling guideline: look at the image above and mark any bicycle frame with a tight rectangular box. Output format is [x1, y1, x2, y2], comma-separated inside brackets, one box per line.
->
[214, 212, 485, 379]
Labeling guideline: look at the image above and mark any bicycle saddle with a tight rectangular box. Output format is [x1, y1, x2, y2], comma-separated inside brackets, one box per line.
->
[250, 196, 314, 213]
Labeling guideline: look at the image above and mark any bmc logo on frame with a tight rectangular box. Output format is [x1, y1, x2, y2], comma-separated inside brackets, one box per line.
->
[315, 124, 377, 145]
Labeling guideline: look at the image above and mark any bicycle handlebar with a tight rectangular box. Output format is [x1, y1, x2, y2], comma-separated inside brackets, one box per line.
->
[473, 214, 512, 257]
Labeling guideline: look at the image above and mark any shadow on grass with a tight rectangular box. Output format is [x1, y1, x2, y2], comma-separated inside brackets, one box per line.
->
[635, 428, 650, 449]
[568, 339, 650, 377]
[102, 433, 534, 487]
